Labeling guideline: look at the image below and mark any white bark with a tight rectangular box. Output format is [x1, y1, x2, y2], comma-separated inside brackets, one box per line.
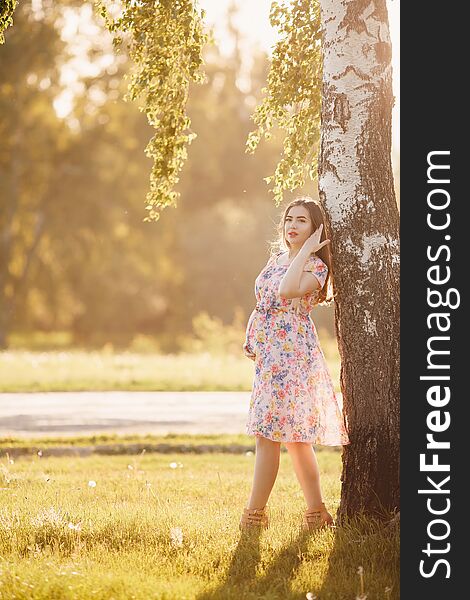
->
[319, 0, 394, 224]
[318, 0, 400, 516]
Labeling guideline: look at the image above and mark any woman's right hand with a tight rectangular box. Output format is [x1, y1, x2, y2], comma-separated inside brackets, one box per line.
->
[243, 340, 256, 361]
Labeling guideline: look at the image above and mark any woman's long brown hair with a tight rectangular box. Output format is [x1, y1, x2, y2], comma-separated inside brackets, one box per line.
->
[270, 196, 334, 305]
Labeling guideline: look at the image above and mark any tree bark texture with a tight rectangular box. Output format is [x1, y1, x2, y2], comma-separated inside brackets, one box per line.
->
[318, 0, 400, 518]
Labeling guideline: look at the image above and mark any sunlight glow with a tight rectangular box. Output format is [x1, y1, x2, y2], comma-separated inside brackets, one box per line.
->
[54, 0, 400, 157]
[201, 0, 400, 153]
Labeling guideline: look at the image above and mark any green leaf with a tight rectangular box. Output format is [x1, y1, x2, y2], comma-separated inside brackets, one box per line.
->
[99, 0, 208, 220]
[247, 0, 321, 203]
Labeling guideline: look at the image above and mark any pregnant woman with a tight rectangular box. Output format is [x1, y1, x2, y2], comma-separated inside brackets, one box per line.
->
[241, 196, 350, 532]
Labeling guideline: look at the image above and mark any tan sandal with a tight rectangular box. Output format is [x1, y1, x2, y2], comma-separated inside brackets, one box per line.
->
[302, 502, 334, 532]
[239, 506, 269, 531]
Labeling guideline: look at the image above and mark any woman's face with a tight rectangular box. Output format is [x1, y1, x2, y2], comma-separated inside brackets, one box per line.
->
[284, 205, 314, 248]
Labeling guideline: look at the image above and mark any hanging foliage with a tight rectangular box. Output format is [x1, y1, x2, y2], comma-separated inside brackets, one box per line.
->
[98, 0, 322, 215]
[246, 0, 322, 205]
[2, 1, 322, 215]
[0, 0, 18, 43]
[98, 0, 208, 221]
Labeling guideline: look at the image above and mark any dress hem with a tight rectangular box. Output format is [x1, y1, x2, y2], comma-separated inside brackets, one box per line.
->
[246, 430, 349, 446]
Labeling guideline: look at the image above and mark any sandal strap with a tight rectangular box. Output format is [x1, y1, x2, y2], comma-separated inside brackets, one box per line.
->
[241, 507, 268, 525]
[303, 503, 334, 531]
[305, 502, 326, 515]
[242, 507, 266, 519]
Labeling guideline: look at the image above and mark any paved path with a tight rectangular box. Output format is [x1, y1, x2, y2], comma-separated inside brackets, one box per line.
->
[0, 391, 252, 438]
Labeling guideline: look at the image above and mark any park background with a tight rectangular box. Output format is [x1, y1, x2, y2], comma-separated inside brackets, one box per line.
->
[0, 1, 400, 599]
[0, 0, 399, 381]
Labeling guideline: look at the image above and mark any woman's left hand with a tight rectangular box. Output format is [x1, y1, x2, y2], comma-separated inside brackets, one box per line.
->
[302, 224, 331, 255]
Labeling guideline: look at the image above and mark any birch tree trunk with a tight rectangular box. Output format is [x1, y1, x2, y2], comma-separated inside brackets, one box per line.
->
[318, 0, 400, 518]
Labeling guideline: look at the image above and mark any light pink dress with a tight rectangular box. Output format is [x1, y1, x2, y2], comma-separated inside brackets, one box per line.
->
[243, 251, 350, 445]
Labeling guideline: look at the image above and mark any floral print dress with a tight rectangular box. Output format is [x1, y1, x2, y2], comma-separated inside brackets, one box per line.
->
[243, 251, 350, 445]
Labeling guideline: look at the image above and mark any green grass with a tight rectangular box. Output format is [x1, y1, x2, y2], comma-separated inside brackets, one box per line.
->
[0, 448, 399, 599]
[0, 345, 341, 393]
[0, 351, 252, 393]
[0, 433, 256, 450]
[0, 433, 343, 462]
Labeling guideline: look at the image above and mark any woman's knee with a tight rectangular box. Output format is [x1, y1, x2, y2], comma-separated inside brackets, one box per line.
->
[255, 435, 281, 448]
[284, 441, 312, 453]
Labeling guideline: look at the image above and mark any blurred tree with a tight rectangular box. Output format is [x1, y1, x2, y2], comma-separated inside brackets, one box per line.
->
[2, 1, 321, 349]
[0, 1, 174, 347]
[0, 0, 68, 348]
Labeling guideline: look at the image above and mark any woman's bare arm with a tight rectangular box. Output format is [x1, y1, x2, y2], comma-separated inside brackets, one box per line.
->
[278, 248, 320, 299]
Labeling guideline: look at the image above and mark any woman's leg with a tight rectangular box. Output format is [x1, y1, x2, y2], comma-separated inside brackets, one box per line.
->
[246, 435, 281, 509]
[284, 442, 324, 510]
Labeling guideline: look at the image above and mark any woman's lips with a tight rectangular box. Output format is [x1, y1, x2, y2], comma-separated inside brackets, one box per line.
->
[288, 232, 298, 237]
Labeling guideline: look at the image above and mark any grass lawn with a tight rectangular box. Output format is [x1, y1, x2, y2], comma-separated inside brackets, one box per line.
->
[0, 446, 398, 599]
[0, 433, 256, 451]
[0, 338, 341, 394]
[0, 351, 253, 393]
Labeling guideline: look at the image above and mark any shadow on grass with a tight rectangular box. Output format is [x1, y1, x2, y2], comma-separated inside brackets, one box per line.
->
[196, 515, 399, 600]
[196, 527, 318, 600]
[317, 515, 400, 600]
